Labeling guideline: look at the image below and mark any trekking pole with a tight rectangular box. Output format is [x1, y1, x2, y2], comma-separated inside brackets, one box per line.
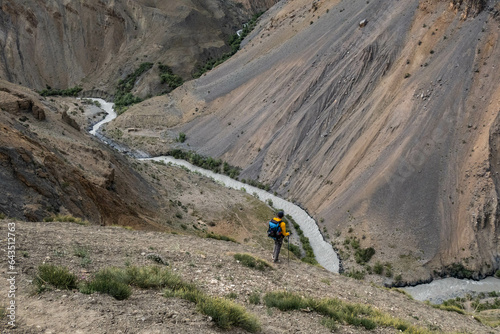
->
[288, 235, 290, 265]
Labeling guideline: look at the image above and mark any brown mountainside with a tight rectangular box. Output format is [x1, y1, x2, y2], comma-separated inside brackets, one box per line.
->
[0, 0, 276, 93]
[110, 0, 500, 280]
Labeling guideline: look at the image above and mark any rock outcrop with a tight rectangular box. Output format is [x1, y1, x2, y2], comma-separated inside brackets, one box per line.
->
[0, 89, 46, 120]
[0, 80, 161, 229]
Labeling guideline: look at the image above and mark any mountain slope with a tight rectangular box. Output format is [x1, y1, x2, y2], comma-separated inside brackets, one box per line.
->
[0, 79, 275, 243]
[111, 0, 500, 280]
[0, 0, 276, 93]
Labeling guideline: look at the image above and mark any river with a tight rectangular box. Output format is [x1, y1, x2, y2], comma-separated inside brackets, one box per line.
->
[87, 98, 500, 303]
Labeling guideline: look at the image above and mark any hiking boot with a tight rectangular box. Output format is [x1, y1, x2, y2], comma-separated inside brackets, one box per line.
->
[273, 259, 280, 263]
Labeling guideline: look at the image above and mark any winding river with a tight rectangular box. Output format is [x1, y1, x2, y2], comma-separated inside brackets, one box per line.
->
[88, 98, 500, 302]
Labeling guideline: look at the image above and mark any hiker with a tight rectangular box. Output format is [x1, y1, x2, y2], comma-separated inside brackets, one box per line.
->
[269, 211, 290, 263]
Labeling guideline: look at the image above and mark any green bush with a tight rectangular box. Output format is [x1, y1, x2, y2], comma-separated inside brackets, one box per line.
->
[35, 264, 78, 291]
[81, 265, 190, 300]
[345, 269, 365, 280]
[164, 276, 261, 332]
[197, 297, 261, 332]
[264, 291, 306, 311]
[81, 268, 132, 300]
[169, 150, 241, 179]
[39, 86, 82, 97]
[354, 247, 375, 264]
[287, 242, 301, 258]
[248, 291, 260, 305]
[114, 62, 153, 113]
[176, 132, 186, 143]
[446, 263, 474, 279]
[159, 64, 183, 90]
[264, 291, 427, 332]
[373, 261, 384, 275]
[234, 253, 271, 271]
[205, 233, 238, 243]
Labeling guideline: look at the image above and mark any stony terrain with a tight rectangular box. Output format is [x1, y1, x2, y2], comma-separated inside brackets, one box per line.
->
[107, 0, 500, 281]
[0, 220, 497, 333]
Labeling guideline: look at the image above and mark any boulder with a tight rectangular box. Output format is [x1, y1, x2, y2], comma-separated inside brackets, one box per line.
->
[33, 105, 46, 121]
[61, 111, 80, 131]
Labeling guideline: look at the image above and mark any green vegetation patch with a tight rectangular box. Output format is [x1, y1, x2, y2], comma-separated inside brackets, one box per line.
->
[170, 149, 241, 178]
[43, 214, 89, 225]
[164, 274, 261, 332]
[197, 296, 261, 332]
[39, 86, 82, 97]
[205, 232, 238, 243]
[159, 64, 183, 90]
[80, 265, 185, 300]
[355, 247, 375, 265]
[444, 263, 474, 279]
[287, 214, 318, 265]
[35, 264, 78, 292]
[234, 253, 272, 271]
[114, 62, 153, 113]
[264, 291, 433, 333]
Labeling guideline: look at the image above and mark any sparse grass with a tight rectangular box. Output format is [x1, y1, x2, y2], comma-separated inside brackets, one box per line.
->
[205, 232, 238, 243]
[392, 288, 414, 300]
[430, 303, 466, 314]
[234, 253, 272, 271]
[35, 264, 78, 292]
[163, 273, 261, 332]
[80, 265, 186, 300]
[43, 214, 89, 225]
[249, 291, 261, 305]
[344, 269, 365, 280]
[197, 296, 261, 332]
[374, 261, 384, 275]
[226, 292, 238, 300]
[73, 245, 89, 258]
[80, 267, 132, 300]
[264, 291, 433, 332]
[0, 213, 6, 219]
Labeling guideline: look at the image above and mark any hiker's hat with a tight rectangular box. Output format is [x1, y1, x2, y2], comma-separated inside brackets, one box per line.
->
[277, 211, 284, 218]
